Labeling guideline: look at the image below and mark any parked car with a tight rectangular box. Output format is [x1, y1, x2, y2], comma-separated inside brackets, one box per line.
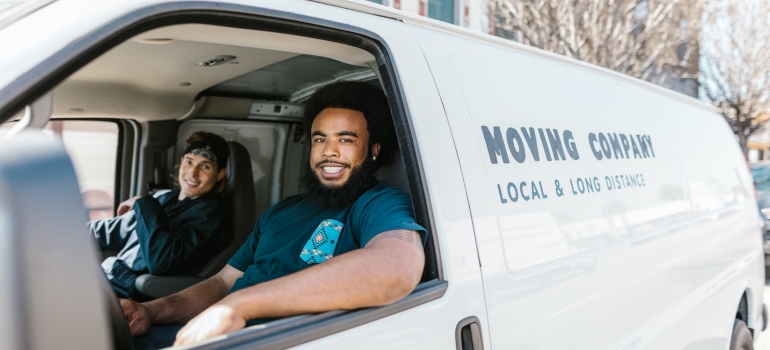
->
[0, 0, 765, 349]
[749, 161, 770, 270]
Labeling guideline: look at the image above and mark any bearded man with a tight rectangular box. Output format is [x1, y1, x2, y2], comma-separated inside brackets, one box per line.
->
[121, 81, 426, 348]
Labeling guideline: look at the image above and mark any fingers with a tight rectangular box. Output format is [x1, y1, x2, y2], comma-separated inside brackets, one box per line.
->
[120, 299, 150, 337]
[116, 195, 141, 216]
[116, 205, 129, 216]
[173, 305, 245, 346]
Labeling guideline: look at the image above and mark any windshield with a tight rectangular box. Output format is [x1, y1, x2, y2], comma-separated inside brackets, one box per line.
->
[750, 164, 770, 191]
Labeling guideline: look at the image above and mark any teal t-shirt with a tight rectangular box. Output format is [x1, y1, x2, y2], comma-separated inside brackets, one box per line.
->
[227, 181, 426, 295]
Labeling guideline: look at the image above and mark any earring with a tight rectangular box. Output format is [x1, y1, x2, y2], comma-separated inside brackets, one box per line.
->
[373, 156, 377, 161]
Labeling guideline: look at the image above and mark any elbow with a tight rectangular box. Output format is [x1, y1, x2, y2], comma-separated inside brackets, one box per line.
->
[377, 274, 419, 305]
[145, 265, 166, 275]
[377, 260, 424, 305]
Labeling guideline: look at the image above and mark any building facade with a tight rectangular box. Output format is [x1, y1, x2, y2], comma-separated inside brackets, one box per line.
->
[366, 0, 490, 33]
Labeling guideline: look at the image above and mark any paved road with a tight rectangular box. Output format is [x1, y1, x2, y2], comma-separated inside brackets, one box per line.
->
[757, 279, 770, 349]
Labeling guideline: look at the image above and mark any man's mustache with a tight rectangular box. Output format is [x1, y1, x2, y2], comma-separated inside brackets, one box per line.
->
[315, 160, 350, 168]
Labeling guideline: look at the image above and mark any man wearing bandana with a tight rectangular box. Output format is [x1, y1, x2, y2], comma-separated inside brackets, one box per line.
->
[121, 81, 427, 348]
[90, 131, 233, 298]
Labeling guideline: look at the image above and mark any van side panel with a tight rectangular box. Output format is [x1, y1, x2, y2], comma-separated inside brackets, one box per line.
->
[416, 27, 763, 349]
[656, 97, 765, 338]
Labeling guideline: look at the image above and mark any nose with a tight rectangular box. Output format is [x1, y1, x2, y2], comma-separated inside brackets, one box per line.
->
[189, 165, 200, 177]
[322, 141, 339, 158]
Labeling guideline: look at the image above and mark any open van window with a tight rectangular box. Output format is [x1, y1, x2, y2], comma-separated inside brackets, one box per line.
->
[0, 6, 443, 348]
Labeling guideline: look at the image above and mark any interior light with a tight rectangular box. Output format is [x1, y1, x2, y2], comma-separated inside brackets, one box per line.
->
[195, 55, 237, 67]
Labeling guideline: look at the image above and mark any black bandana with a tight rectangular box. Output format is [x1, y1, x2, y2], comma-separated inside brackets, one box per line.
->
[184, 141, 227, 169]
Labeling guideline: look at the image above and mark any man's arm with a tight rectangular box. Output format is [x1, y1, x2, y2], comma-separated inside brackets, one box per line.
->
[116, 195, 141, 216]
[89, 196, 140, 251]
[174, 229, 424, 346]
[122, 264, 244, 336]
[133, 195, 228, 274]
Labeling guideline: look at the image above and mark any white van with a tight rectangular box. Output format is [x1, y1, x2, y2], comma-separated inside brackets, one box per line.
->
[0, 0, 765, 349]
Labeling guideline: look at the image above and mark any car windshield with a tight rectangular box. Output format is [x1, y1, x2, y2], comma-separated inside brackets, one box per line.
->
[750, 164, 770, 191]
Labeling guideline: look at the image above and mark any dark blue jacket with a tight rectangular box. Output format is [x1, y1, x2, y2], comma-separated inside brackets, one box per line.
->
[89, 189, 232, 297]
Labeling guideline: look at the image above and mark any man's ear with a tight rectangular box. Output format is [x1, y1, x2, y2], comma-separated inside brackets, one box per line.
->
[217, 168, 227, 182]
[371, 143, 381, 159]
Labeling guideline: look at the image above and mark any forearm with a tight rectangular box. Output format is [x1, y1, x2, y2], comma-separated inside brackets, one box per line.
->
[144, 274, 230, 325]
[223, 239, 423, 320]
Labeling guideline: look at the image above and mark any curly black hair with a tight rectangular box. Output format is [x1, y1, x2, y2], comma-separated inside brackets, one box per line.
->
[302, 81, 397, 166]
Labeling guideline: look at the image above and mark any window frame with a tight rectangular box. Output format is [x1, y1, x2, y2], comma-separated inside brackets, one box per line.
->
[49, 118, 124, 219]
[0, 2, 446, 347]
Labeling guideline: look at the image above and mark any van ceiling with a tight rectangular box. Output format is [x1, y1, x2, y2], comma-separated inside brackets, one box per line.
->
[51, 23, 376, 122]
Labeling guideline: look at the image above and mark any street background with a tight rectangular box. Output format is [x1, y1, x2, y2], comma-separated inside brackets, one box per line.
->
[758, 280, 770, 349]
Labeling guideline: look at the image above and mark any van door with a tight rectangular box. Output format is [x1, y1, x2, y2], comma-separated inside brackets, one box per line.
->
[262, 8, 492, 348]
[0, 1, 489, 348]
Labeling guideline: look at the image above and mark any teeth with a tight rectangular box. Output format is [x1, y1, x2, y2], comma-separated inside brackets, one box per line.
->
[323, 166, 343, 173]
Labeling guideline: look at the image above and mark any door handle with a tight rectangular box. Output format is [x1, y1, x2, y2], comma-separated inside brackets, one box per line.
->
[456, 316, 483, 350]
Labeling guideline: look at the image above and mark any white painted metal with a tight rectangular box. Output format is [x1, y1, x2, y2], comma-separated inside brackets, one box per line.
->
[415, 19, 764, 349]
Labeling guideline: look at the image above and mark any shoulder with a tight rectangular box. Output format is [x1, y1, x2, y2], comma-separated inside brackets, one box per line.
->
[180, 191, 227, 214]
[348, 182, 426, 244]
[154, 189, 178, 204]
[355, 182, 411, 206]
[349, 182, 413, 217]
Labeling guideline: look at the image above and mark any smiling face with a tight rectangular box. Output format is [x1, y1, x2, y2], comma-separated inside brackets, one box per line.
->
[310, 108, 380, 189]
[178, 153, 226, 200]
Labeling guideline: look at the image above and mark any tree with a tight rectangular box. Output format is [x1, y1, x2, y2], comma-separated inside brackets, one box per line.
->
[700, 0, 770, 156]
[488, 0, 701, 93]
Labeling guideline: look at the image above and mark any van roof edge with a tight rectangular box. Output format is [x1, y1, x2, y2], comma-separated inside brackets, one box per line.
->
[310, 0, 715, 113]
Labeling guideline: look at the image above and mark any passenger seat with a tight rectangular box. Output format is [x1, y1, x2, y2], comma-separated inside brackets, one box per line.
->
[135, 141, 257, 299]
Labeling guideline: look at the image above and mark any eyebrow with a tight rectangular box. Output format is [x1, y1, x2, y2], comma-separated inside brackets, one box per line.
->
[311, 130, 359, 138]
[184, 155, 214, 166]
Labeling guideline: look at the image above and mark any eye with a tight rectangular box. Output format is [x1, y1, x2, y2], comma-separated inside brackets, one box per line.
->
[340, 138, 352, 143]
[313, 137, 325, 143]
[203, 164, 211, 171]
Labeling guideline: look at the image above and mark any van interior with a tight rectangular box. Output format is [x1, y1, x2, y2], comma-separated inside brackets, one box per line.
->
[0, 13, 441, 349]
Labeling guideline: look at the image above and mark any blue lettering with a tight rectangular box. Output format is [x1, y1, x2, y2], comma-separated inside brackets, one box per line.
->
[538, 128, 553, 161]
[546, 129, 565, 161]
[507, 182, 519, 202]
[481, 126, 509, 164]
[506, 128, 526, 163]
[564, 130, 579, 160]
[619, 134, 630, 159]
[608, 133, 623, 159]
[589, 133, 603, 160]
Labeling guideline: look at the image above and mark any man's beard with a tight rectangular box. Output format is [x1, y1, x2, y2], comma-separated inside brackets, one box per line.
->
[301, 156, 379, 208]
